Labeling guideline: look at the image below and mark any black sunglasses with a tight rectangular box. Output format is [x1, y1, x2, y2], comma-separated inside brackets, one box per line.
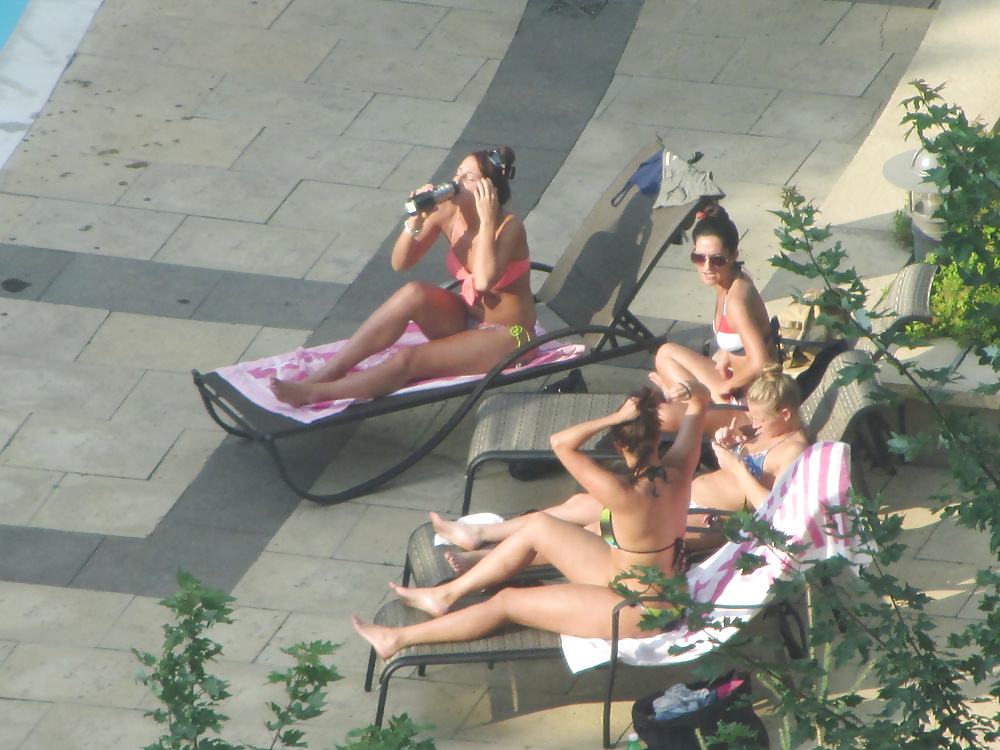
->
[690, 251, 729, 269]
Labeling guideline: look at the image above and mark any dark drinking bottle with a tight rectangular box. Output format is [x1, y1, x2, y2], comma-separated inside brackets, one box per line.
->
[404, 181, 459, 216]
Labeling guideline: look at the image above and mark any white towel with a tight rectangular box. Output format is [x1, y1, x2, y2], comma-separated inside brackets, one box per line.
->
[560, 441, 872, 673]
[432, 513, 505, 546]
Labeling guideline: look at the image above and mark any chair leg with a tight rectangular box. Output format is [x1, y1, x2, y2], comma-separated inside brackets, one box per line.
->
[462, 467, 478, 516]
[364, 647, 377, 692]
[603, 660, 618, 749]
[375, 679, 390, 728]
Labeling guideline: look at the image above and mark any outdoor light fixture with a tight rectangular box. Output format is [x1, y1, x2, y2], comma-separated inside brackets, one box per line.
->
[883, 148, 945, 261]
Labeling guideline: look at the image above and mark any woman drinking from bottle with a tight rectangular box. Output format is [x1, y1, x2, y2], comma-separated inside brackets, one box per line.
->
[271, 146, 536, 407]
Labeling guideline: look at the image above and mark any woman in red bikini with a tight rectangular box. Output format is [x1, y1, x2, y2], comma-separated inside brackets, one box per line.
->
[271, 147, 536, 407]
[653, 202, 780, 434]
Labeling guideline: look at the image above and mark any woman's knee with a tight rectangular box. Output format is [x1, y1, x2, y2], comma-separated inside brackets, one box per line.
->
[655, 342, 684, 371]
[387, 281, 436, 313]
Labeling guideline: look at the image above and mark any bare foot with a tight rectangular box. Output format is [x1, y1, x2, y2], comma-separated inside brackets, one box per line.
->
[648, 371, 671, 401]
[351, 615, 401, 660]
[430, 511, 483, 551]
[270, 377, 316, 407]
[444, 549, 487, 574]
[389, 581, 451, 617]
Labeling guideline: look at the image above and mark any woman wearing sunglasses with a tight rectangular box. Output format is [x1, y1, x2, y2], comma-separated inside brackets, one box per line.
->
[271, 147, 537, 407]
[653, 202, 780, 433]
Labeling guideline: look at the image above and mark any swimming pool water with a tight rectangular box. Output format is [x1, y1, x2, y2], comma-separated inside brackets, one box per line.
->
[0, 0, 104, 170]
[0, 0, 32, 51]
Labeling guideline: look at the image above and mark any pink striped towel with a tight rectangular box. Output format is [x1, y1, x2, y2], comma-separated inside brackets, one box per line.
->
[561, 440, 873, 672]
[213, 322, 585, 425]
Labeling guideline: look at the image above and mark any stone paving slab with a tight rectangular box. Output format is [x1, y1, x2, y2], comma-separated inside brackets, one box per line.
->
[5, 0, 999, 747]
[190, 272, 342, 330]
[54, 54, 224, 117]
[0, 242, 73, 300]
[154, 216, 333, 278]
[0, 150, 137, 205]
[719, 42, 892, 97]
[0, 297, 108, 360]
[42, 253, 224, 318]
[0, 412, 182, 479]
[1, 200, 184, 260]
[0, 527, 102, 587]
[28, 473, 180, 538]
[0, 355, 142, 420]
[195, 73, 373, 131]
[0, 468, 60, 527]
[118, 162, 300, 222]
[76, 312, 259, 372]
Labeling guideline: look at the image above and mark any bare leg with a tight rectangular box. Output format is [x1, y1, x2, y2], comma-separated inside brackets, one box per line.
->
[271, 323, 521, 405]
[653, 343, 749, 434]
[311, 282, 468, 383]
[430, 494, 603, 550]
[354, 581, 649, 660]
[391, 513, 613, 616]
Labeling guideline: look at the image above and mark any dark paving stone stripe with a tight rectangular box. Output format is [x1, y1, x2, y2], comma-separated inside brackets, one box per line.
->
[0, 243, 346, 331]
[2, 0, 646, 597]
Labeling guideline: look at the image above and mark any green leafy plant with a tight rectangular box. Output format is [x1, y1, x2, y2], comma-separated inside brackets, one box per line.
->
[910, 257, 1000, 348]
[890, 209, 914, 250]
[134, 570, 434, 750]
[336, 715, 435, 750]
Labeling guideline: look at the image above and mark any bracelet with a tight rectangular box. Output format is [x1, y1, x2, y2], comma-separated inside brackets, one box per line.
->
[404, 219, 422, 238]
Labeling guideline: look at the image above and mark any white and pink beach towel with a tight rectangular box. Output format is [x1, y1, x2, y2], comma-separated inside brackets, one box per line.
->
[561, 440, 873, 672]
[214, 323, 585, 425]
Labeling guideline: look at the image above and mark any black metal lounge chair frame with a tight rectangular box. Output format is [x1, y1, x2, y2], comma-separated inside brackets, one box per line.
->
[191, 139, 714, 505]
[364, 558, 807, 749]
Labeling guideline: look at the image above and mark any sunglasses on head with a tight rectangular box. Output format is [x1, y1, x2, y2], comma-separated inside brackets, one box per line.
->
[487, 149, 515, 180]
[690, 251, 729, 268]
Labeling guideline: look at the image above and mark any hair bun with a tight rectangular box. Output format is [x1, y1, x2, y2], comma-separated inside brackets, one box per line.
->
[700, 202, 727, 221]
[761, 361, 784, 378]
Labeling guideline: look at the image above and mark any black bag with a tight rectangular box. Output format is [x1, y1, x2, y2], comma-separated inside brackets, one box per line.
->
[631, 671, 769, 750]
[507, 369, 588, 482]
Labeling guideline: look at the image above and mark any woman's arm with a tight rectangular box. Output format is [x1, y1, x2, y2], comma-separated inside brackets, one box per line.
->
[549, 401, 638, 511]
[468, 179, 526, 295]
[719, 283, 771, 397]
[391, 194, 445, 272]
[660, 379, 712, 480]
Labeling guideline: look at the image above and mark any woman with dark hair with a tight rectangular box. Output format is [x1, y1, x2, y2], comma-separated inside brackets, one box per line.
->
[431, 366, 809, 567]
[653, 202, 780, 433]
[352, 377, 712, 659]
[271, 147, 536, 406]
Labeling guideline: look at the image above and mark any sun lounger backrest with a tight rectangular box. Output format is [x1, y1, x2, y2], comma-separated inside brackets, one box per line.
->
[856, 262, 936, 359]
[800, 349, 882, 444]
[536, 143, 705, 349]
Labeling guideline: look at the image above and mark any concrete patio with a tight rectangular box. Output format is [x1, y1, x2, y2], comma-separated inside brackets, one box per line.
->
[1, 0, 999, 747]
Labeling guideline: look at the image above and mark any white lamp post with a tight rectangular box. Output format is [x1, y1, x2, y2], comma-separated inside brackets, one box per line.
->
[883, 148, 945, 262]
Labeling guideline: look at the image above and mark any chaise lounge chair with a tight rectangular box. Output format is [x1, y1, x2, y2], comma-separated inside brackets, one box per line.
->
[457, 346, 884, 517]
[191, 139, 715, 504]
[362, 440, 871, 747]
[398, 347, 883, 600]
